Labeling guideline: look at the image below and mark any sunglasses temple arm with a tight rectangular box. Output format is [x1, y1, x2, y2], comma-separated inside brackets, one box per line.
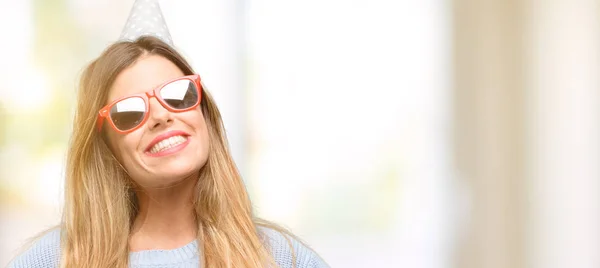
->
[96, 114, 104, 132]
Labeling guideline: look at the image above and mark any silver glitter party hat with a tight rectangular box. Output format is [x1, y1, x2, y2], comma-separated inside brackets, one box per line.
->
[120, 0, 173, 45]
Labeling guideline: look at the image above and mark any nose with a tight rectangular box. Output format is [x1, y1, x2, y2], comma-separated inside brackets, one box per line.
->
[146, 97, 174, 131]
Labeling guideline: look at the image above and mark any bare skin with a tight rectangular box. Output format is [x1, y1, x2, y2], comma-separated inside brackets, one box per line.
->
[129, 173, 198, 251]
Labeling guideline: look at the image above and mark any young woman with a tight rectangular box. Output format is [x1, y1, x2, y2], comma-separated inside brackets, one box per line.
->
[8, 36, 328, 268]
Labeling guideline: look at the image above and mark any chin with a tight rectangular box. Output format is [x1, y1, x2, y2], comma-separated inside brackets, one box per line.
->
[132, 157, 204, 188]
[146, 173, 197, 188]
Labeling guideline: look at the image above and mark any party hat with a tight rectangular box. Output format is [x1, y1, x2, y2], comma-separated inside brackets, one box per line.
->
[120, 0, 173, 46]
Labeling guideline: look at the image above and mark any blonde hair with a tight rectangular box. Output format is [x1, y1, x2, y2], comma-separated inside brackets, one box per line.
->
[59, 36, 297, 267]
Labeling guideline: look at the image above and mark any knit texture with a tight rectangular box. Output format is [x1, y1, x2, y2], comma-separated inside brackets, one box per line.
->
[8, 227, 329, 268]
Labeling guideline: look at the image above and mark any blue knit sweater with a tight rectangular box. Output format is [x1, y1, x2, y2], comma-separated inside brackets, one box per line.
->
[8, 227, 329, 268]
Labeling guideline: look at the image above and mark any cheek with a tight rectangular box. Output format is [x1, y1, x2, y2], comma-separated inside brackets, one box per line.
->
[184, 109, 208, 136]
[187, 111, 210, 159]
[106, 131, 141, 166]
[194, 115, 210, 146]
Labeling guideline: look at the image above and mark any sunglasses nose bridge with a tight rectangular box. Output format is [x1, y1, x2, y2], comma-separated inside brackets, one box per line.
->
[146, 90, 170, 111]
[145, 90, 156, 99]
[145, 90, 163, 108]
[145, 91, 173, 129]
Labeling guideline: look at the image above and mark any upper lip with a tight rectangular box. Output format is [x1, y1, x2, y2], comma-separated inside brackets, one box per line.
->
[145, 130, 190, 152]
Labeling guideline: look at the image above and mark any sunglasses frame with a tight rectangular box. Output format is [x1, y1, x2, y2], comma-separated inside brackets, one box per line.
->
[96, 74, 202, 134]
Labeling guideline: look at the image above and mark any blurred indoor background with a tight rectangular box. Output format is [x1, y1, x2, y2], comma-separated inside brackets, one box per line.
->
[0, 0, 598, 267]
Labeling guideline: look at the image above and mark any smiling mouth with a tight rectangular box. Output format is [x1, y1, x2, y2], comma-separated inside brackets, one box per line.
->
[148, 135, 188, 154]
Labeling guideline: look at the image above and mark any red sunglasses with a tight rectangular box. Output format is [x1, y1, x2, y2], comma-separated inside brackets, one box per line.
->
[96, 74, 202, 134]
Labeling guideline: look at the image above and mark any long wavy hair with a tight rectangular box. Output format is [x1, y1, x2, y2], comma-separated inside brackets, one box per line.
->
[59, 36, 296, 268]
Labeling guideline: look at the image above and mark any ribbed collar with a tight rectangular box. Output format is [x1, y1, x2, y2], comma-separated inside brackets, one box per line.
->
[129, 240, 199, 266]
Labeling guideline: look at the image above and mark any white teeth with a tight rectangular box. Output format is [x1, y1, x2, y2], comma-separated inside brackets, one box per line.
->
[149, 135, 187, 154]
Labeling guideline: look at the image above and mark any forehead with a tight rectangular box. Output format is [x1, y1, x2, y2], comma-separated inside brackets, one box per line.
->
[107, 54, 185, 103]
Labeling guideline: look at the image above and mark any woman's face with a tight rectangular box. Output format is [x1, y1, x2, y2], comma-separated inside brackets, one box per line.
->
[104, 54, 209, 188]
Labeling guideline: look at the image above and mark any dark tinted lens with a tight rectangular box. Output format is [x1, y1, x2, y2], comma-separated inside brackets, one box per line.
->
[160, 79, 199, 109]
[109, 97, 146, 131]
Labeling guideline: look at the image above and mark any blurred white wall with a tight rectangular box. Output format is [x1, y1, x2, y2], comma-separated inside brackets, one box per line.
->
[527, 0, 600, 267]
[453, 1, 600, 267]
[243, 1, 453, 267]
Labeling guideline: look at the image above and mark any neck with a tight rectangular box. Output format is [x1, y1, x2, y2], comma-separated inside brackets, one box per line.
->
[129, 174, 198, 251]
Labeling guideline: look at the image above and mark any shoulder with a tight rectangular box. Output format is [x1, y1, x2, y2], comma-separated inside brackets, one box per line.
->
[7, 228, 61, 268]
[258, 226, 330, 268]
